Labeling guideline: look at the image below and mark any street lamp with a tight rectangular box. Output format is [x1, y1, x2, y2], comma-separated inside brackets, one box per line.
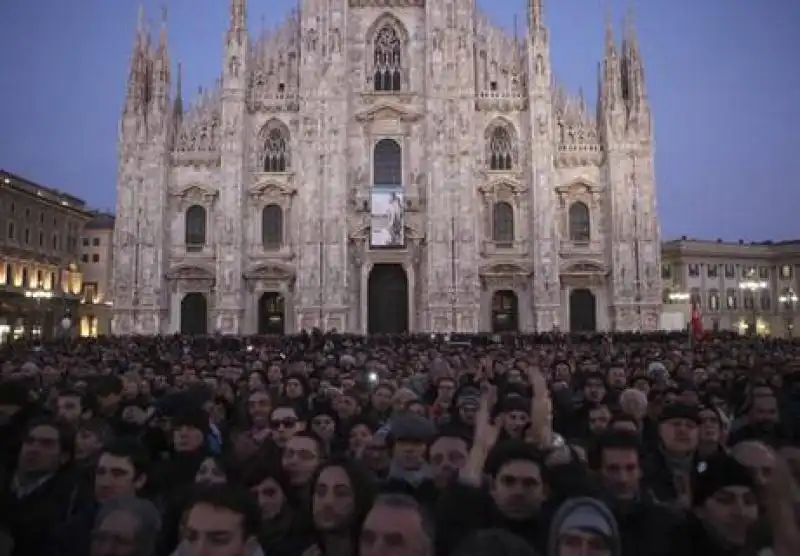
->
[667, 292, 690, 303]
[779, 290, 798, 338]
[739, 280, 768, 336]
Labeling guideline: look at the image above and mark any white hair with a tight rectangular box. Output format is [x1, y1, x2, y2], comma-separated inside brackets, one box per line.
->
[94, 497, 162, 556]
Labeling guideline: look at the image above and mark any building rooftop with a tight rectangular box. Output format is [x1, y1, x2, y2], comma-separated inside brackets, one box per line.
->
[84, 212, 116, 230]
[0, 168, 88, 211]
[663, 236, 800, 247]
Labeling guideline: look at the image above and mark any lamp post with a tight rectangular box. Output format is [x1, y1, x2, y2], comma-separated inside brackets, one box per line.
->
[739, 280, 768, 336]
[778, 291, 798, 338]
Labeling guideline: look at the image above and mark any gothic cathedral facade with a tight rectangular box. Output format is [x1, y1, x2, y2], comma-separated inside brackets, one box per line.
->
[111, 0, 662, 336]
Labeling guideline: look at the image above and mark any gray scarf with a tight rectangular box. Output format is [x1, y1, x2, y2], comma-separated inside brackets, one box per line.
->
[388, 461, 433, 488]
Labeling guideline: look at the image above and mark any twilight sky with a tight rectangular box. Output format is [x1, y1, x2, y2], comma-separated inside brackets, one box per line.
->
[0, 0, 798, 241]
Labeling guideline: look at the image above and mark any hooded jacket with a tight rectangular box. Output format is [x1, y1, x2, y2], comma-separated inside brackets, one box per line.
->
[546, 497, 621, 556]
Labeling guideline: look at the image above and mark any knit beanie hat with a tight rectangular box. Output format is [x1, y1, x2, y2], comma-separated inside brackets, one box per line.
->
[693, 453, 755, 507]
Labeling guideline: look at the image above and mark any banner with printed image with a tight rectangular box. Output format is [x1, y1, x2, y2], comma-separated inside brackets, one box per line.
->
[370, 189, 404, 247]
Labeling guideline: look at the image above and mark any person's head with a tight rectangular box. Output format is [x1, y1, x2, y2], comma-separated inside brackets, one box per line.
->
[606, 366, 627, 390]
[284, 375, 306, 399]
[347, 421, 375, 454]
[435, 377, 457, 403]
[698, 406, 722, 445]
[95, 376, 124, 411]
[497, 397, 530, 439]
[731, 440, 776, 488]
[588, 405, 612, 435]
[172, 408, 209, 453]
[657, 403, 699, 455]
[312, 458, 376, 535]
[594, 432, 642, 501]
[17, 417, 71, 475]
[56, 389, 91, 427]
[360, 493, 435, 556]
[95, 439, 150, 503]
[336, 390, 361, 420]
[389, 413, 435, 471]
[90, 497, 161, 556]
[456, 389, 480, 426]
[693, 455, 759, 548]
[749, 394, 779, 425]
[486, 442, 546, 520]
[246, 371, 266, 392]
[582, 373, 606, 403]
[550, 498, 620, 556]
[371, 384, 394, 412]
[75, 419, 113, 461]
[180, 485, 261, 556]
[428, 431, 470, 489]
[363, 433, 391, 471]
[310, 409, 337, 442]
[618, 389, 647, 421]
[270, 404, 302, 448]
[242, 462, 291, 521]
[246, 390, 271, 428]
[195, 455, 231, 486]
[391, 388, 418, 413]
[281, 430, 325, 487]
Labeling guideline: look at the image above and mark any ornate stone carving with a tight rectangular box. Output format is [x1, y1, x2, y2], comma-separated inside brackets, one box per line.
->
[170, 184, 219, 208]
[248, 178, 296, 202]
[174, 88, 222, 164]
[354, 103, 423, 124]
[477, 178, 527, 199]
[113, 4, 661, 334]
[166, 265, 215, 293]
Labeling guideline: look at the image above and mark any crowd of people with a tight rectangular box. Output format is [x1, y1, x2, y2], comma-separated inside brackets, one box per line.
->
[0, 330, 798, 556]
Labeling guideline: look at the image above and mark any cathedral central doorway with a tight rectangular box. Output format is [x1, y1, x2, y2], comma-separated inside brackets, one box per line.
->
[368, 264, 408, 334]
[569, 288, 597, 332]
[180, 293, 208, 335]
[491, 290, 519, 333]
[258, 292, 285, 335]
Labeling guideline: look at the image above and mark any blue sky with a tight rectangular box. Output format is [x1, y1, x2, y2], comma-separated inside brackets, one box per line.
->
[0, 0, 798, 241]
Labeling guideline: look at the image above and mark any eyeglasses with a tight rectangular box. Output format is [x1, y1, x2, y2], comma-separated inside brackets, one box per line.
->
[271, 418, 297, 429]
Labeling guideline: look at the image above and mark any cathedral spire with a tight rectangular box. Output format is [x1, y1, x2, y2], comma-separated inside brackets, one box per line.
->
[230, 0, 246, 33]
[124, 4, 150, 115]
[152, 3, 171, 110]
[599, 12, 623, 115]
[621, 9, 647, 113]
[529, 0, 543, 32]
[226, 0, 247, 55]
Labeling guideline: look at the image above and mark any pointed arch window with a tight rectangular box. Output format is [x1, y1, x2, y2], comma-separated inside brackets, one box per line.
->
[373, 25, 402, 92]
[373, 139, 402, 186]
[185, 205, 207, 250]
[261, 204, 283, 249]
[568, 201, 591, 242]
[492, 202, 514, 245]
[488, 127, 514, 171]
[263, 125, 290, 173]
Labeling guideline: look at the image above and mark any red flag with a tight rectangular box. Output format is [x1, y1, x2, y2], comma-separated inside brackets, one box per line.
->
[690, 298, 704, 340]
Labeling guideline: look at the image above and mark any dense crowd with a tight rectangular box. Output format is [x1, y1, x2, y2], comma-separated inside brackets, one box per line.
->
[0, 331, 798, 556]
